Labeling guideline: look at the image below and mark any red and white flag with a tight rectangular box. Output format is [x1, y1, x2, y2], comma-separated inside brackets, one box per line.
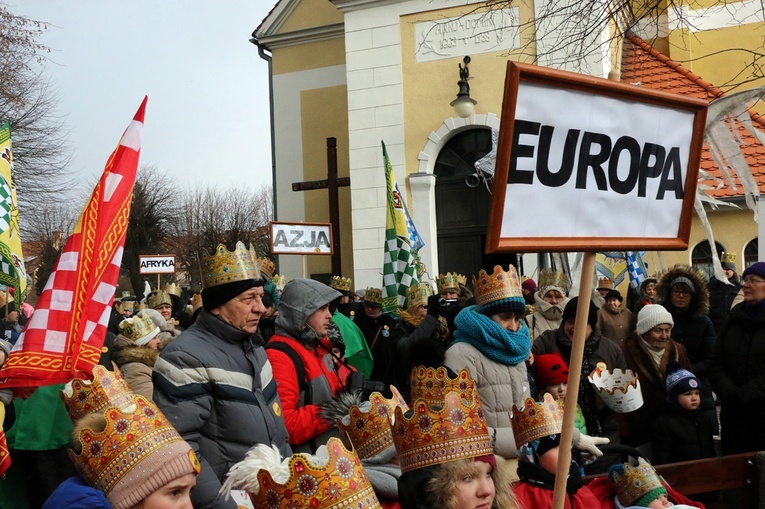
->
[0, 97, 147, 389]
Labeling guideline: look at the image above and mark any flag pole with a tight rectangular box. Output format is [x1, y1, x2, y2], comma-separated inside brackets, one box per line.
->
[552, 251, 595, 509]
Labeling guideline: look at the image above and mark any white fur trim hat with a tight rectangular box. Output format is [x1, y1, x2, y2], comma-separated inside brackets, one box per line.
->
[636, 304, 674, 336]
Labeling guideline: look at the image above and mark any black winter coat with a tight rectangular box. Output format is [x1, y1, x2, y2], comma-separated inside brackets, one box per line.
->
[707, 275, 742, 335]
[652, 402, 716, 465]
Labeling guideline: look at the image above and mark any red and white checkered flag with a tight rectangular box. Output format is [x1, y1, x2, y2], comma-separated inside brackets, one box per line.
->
[0, 97, 147, 389]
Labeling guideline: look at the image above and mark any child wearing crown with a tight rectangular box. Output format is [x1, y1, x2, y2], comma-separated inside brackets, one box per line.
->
[607, 458, 700, 508]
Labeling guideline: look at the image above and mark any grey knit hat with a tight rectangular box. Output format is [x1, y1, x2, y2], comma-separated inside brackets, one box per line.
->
[636, 304, 674, 336]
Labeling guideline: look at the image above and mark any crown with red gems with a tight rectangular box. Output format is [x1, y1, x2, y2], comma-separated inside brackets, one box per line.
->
[330, 276, 353, 293]
[201, 242, 262, 289]
[410, 366, 478, 408]
[473, 265, 523, 308]
[391, 390, 493, 473]
[436, 272, 467, 292]
[272, 274, 288, 291]
[597, 277, 615, 290]
[405, 282, 432, 311]
[539, 269, 570, 294]
[588, 362, 643, 413]
[60, 365, 135, 423]
[511, 393, 565, 447]
[609, 458, 665, 506]
[249, 437, 382, 509]
[258, 257, 276, 280]
[337, 387, 408, 460]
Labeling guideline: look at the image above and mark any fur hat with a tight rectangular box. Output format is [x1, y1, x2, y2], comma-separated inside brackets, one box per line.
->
[533, 354, 569, 388]
[636, 304, 674, 336]
[665, 361, 701, 399]
[656, 265, 709, 317]
[605, 289, 623, 302]
[743, 262, 765, 280]
[561, 297, 597, 328]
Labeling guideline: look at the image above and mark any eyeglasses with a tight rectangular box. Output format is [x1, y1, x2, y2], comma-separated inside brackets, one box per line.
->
[671, 288, 692, 296]
[743, 277, 765, 285]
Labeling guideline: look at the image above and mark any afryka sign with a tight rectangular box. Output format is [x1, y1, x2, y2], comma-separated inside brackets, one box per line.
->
[486, 62, 708, 253]
[139, 255, 176, 274]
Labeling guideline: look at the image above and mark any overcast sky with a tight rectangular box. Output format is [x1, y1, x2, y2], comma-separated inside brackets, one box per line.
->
[14, 1, 276, 193]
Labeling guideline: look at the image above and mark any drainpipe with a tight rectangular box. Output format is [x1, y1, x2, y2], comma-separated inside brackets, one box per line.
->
[250, 34, 277, 222]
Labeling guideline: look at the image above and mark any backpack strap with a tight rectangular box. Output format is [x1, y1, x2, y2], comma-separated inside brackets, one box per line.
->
[264, 341, 310, 401]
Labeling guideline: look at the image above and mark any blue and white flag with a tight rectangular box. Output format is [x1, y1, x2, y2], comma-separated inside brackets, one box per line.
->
[626, 251, 648, 290]
[394, 180, 424, 252]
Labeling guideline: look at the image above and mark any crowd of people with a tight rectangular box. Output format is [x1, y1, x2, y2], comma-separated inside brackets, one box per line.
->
[0, 244, 763, 509]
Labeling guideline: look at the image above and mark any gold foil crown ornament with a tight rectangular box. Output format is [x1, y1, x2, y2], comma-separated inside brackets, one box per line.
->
[190, 293, 203, 314]
[609, 458, 665, 506]
[60, 365, 136, 424]
[337, 387, 408, 460]
[473, 265, 523, 308]
[249, 437, 382, 509]
[118, 315, 160, 345]
[436, 272, 467, 292]
[538, 269, 570, 294]
[257, 257, 275, 280]
[721, 252, 736, 263]
[406, 282, 432, 311]
[201, 242, 262, 289]
[364, 287, 383, 306]
[391, 390, 493, 473]
[511, 393, 565, 448]
[410, 366, 478, 408]
[272, 274, 288, 291]
[330, 276, 353, 293]
[163, 282, 182, 298]
[147, 290, 172, 309]
[597, 277, 615, 290]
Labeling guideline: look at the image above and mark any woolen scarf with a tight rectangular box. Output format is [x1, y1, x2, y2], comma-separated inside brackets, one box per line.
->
[454, 305, 531, 366]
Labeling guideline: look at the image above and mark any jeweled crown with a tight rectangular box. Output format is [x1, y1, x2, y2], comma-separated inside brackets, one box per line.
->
[163, 282, 182, 298]
[410, 366, 477, 408]
[391, 390, 493, 473]
[610, 458, 665, 506]
[250, 437, 381, 509]
[272, 274, 288, 291]
[337, 387, 408, 460]
[60, 365, 137, 426]
[473, 265, 523, 308]
[721, 252, 736, 263]
[539, 269, 570, 293]
[148, 290, 172, 309]
[330, 276, 353, 293]
[201, 242, 262, 289]
[118, 315, 159, 343]
[258, 257, 275, 279]
[405, 282, 432, 311]
[511, 393, 565, 447]
[436, 272, 467, 292]
[364, 287, 383, 306]
[597, 277, 615, 290]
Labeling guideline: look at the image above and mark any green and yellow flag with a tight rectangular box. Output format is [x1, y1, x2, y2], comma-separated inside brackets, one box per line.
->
[0, 122, 26, 299]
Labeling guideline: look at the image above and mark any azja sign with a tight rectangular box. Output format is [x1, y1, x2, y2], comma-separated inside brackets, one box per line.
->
[139, 255, 176, 274]
[270, 222, 333, 255]
[487, 62, 708, 253]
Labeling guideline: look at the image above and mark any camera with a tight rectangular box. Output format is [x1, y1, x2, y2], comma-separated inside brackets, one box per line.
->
[346, 371, 385, 396]
[439, 298, 459, 309]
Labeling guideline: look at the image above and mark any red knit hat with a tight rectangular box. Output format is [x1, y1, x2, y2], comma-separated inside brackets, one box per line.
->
[533, 354, 569, 388]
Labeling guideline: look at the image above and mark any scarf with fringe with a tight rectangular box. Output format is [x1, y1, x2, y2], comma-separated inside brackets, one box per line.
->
[453, 305, 530, 366]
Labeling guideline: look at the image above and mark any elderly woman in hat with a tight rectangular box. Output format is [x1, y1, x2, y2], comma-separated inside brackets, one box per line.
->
[112, 315, 161, 400]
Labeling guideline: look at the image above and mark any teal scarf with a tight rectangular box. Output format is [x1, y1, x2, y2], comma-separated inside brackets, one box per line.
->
[454, 305, 531, 366]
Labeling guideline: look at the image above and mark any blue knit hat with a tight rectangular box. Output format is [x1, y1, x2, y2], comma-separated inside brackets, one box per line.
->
[665, 360, 701, 399]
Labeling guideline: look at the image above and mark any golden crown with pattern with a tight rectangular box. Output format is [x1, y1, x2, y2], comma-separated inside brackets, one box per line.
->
[60, 365, 135, 423]
[364, 287, 383, 306]
[609, 458, 665, 506]
[191, 293, 203, 314]
[337, 386, 408, 460]
[258, 257, 276, 280]
[69, 393, 201, 506]
[721, 252, 736, 263]
[406, 282, 432, 311]
[330, 276, 353, 293]
[391, 390, 493, 473]
[511, 393, 565, 448]
[117, 315, 159, 344]
[163, 282, 182, 299]
[597, 277, 615, 290]
[147, 290, 172, 309]
[436, 272, 467, 292]
[201, 242, 262, 288]
[410, 366, 478, 408]
[473, 265, 523, 308]
[249, 437, 381, 509]
[272, 274, 288, 291]
[539, 269, 570, 294]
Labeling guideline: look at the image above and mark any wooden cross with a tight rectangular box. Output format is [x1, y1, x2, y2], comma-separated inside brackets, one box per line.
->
[291, 137, 349, 276]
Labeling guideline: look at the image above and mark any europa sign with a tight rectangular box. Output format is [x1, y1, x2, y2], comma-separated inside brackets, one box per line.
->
[270, 221, 333, 255]
[139, 255, 176, 274]
[486, 62, 708, 253]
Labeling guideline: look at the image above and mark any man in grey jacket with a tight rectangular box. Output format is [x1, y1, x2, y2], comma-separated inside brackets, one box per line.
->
[153, 243, 291, 509]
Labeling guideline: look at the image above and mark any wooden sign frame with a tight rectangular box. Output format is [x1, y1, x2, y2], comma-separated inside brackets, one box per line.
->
[486, 61, 708, 253]
[270, 221, 334, 255]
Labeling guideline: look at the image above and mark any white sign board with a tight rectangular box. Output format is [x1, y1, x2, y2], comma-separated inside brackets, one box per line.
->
[270, 222, 333, 255]
[415, 8, 520, 63]
[139, 255, 176, 274]
[487, 62, 707, 252]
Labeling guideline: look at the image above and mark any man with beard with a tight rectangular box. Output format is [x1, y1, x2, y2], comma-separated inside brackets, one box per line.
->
[526, 269, 570, 340]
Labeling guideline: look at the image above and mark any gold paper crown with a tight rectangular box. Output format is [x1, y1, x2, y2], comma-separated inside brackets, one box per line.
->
[511, 393, 565, 447]
[405, 282, 432, 310]
[391, 390, 493, 473]
[539, 269, 570, 293]
[337, 387, 408, 460]
[250, 437, 381, 509]
[721, 252, 736, 263]
[118, 315, 159, 343]
[60, 365, 136, 424]
[148, 290, 172, 309]
[436, 272, 467, 292]
[0, 292, 14, 308]
[163, 282, 182, 298]
[610, 458, 665, 506]
[272, 274, 288, 291]
[258, 257, 275, 279]
[364, 287, 383, 306]
[473, 265, 523, 308]
[201, 242, 262, 289]
[191, 293, 203, 314]
[330, 276, 353, 292]
[410, 366, 477, 408]
[69, 394, 201, 502]
[597, 277, 615, 290]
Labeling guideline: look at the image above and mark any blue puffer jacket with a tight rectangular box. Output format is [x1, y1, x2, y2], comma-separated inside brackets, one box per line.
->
[42, 477, 111, 509]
